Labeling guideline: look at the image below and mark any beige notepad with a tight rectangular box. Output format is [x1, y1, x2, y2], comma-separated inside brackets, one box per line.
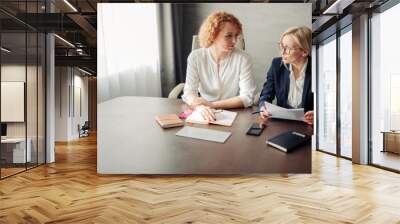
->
[185, 109, 237, 126]
[155, 114, 184, 128]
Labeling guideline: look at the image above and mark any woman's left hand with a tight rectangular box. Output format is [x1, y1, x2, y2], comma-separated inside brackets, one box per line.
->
[304, 111, 314, 125]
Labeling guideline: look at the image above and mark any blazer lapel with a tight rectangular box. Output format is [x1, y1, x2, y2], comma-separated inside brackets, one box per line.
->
[283, 65, 290, 108]
[301, 59, 311, 108]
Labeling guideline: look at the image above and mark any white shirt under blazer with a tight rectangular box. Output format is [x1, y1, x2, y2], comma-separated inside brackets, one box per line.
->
[182, 47, 256, 108]
[287, 58, 308, 109]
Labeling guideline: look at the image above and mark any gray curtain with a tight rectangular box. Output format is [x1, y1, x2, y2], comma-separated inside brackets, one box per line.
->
[171, 5, 185, 85]
[157, 3, 185, 97]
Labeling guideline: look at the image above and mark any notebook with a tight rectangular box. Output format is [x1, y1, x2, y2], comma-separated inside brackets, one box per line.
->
[185, 109, 237, 126]
[155, 114, 184, 129]
[176, 126, 231, 143]
[266, 131, 310, 152]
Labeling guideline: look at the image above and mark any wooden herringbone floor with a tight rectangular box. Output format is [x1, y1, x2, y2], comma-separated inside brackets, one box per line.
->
[1, 134, 400, 224]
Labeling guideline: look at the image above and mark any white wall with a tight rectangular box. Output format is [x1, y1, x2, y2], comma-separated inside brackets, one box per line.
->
[1, 66, 26, 138]
[181, 3, 312, 91]
[1, 64, 46, 164]
[55, 67, 89, 141]
[72, 73, 89, 138]
[1, 65, 38, 137]
[55, 67, 69, 141]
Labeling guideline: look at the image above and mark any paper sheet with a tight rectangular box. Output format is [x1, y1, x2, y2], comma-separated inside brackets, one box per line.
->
[262, 102, 304, 121]
[186, 109, 237, 126]
[176, 126, 231, 143]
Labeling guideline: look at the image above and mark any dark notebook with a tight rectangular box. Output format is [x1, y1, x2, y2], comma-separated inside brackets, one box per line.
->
[266, 131, 310, 152]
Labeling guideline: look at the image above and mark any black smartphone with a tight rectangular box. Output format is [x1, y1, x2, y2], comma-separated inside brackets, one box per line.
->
[246, 123, 265, 136]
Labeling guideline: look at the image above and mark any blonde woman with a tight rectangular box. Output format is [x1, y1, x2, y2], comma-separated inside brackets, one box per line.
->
[259, 26, 314, 125]
[182, 11, 256, 121]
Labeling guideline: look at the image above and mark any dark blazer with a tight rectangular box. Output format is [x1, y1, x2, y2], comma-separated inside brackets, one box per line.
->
[259, 57, 313, 112]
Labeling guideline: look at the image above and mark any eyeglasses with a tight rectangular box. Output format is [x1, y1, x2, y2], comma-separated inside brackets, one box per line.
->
[278, 42, 301, 54]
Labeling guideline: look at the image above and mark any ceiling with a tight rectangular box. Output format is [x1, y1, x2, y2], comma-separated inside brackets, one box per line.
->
[0, 0, 99, 73]
[0, 0, 392, 75]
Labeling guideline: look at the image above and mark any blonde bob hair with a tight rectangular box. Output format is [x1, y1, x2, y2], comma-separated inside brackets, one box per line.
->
[198, 11, 242, 48]
[280, 26, 312, 56]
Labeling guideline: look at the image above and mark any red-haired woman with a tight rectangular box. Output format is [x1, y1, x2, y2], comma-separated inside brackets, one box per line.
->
[182, 11, 256, 121]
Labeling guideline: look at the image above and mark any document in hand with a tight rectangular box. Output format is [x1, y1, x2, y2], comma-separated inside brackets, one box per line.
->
[185, 109, 238, 126]
[264, 102, 304, 121]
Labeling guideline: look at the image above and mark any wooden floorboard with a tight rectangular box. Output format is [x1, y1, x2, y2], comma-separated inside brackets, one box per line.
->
[0, 134, 400, 223]
[372, 151, 400, 171]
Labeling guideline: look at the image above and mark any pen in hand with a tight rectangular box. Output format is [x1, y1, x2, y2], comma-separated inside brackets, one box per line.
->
[252, 110, 272, 115]
[252, 102, 271, 115]
[252, 102, 265, 114]
[251, 110, 263, 115]
[212, 109, 223, 114]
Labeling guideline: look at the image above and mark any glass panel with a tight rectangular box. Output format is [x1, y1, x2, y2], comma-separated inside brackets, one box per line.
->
[339, 29, 352, 158]
[1, 31, 27, 177]
[27, 0, 38, 168]
[317, 36, 337, 154]
[371, 3, 400, 171]
[312, 45, 317, 150]
[27, 31, 38, 169]
[0, 1, 46, 178]
[38, 32, 45, 165]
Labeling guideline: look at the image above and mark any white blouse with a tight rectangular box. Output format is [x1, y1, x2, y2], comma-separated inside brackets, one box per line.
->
[287, 59, 308, 108]
[182, 47, 256, 107]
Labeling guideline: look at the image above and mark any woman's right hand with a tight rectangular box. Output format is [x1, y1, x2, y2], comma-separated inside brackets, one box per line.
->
[188, 96, 213, 109]
[196, 105, 216, 122]
[259, 102, 272, 123]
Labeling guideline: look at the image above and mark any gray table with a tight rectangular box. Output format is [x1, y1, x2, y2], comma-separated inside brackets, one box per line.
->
[98, 96, 312, 174]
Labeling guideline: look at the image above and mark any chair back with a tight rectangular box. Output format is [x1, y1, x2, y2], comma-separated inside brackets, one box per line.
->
[82, 121, 90, 129]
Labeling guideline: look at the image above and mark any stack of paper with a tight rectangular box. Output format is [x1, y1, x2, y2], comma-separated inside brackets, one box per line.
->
[185, 109, 237, 126]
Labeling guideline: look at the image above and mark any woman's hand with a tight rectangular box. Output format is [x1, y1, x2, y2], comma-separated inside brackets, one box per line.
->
[197, 105, 215, 122]
[188, 96, 213, 109]
[304, 111, 314, 125]
[196, 105, 216, 122]
[259, 102, 272, 124]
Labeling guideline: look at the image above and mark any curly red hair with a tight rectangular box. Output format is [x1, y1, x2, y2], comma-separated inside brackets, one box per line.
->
[198, 11, 242, 48]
